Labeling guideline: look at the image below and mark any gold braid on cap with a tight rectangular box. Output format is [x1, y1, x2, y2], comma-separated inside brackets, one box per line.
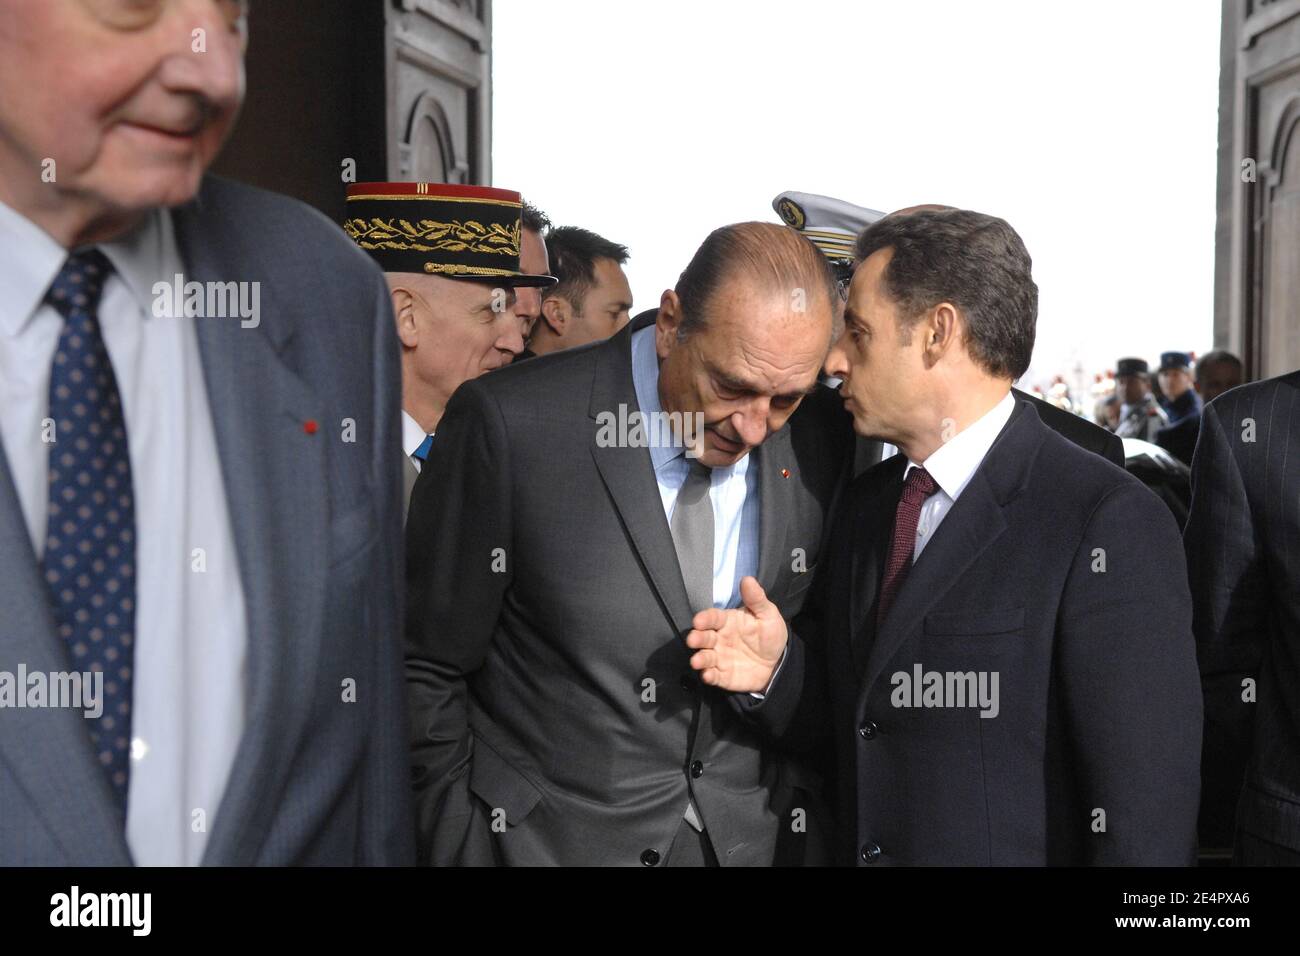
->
[343, 217, 521, 256]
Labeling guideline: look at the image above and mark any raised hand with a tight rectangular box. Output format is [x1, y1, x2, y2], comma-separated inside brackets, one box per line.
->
[685, 576, 788, 693]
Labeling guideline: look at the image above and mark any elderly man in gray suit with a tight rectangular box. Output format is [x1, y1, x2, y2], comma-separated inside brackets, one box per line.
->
[406, 220, 856, 866]
[0, 0, 411, 864]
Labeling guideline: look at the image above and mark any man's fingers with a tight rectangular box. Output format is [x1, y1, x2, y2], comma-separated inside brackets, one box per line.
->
[689, 649, 717, 672]
[685, 628, 717, 650]
[691, 607, 728, 631]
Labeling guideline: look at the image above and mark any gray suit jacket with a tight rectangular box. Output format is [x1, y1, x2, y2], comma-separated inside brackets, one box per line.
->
[405, 316, 855, 865]
[0, 176, 413, 865]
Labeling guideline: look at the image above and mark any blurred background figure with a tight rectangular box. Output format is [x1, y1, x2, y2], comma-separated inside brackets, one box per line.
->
[1113, 356, 1168, 442]
[524, 226, 632, 359]
[0, 0, 412, 866]
[1196, 349, 1245, 404]
[1155, 351, 1202, 466]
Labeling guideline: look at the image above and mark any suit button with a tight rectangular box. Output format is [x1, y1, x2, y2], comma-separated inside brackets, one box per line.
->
[690, 760, 704, 778]
[861, 842, 882, 863]
[640, 849, 661, 866]
[858, 720, 878, 740]
[680, 675, 694, 693]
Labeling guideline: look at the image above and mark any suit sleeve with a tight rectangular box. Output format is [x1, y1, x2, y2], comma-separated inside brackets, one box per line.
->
[1057, 481, 1202, 864]
[405, 378, 513, 865]
[1183, 399, 1264, 848]
[359, 272, 416, 864]
[732, 490, 849, 753]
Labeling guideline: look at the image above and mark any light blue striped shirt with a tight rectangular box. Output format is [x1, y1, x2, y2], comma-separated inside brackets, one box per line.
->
[630, 325, 759, 610]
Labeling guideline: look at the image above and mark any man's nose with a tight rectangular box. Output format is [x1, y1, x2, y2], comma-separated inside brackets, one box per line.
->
[498, 318, 525, 356]
[155, 1, 246, 110]
[824, 336, 849, 379]
[733, 402, 770, 448]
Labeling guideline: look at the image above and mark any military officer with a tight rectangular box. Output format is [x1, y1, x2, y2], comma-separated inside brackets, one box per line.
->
[342, 182, 556, 514]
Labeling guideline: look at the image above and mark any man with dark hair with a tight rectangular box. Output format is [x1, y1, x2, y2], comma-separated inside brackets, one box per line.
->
[526, 226, 633, 358]
[1195, 349, 1245, 404]
[688, 208, 1202, 865]
[510, 201, 556, 352]
[1185, 368, 1300, 863]
[773, 191, 1125, 470]
[406, 220, 854, 866]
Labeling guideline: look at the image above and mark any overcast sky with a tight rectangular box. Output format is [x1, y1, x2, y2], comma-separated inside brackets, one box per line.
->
[493, 0, 1221, 398]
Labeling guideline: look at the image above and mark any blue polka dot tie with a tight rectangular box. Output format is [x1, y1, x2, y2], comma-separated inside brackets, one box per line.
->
[41, 248, 135, 818]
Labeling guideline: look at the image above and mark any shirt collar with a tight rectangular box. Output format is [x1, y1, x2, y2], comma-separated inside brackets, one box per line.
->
[906, 390, 1016, 502]
[0, 200, 181, 338]
[631, 324, 686, 474]
[401, 409, 431, 459]
[99, 206, 183, 317]
[0, 199, 68, 338]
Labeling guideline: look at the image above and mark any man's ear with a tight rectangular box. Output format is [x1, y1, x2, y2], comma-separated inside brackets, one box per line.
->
[390, 287, 420, 349]
[540, 295, 569, 336]
[922, 302, 960, 367]
[656, 289, 683, 360]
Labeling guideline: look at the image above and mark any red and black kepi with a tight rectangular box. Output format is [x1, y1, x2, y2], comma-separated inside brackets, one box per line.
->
[343, 182, 556, 286]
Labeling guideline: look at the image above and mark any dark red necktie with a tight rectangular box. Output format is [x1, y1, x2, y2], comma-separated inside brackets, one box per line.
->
[877, 466, 937, 627]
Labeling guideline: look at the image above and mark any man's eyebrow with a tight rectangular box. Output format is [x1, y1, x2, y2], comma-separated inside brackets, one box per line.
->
[777, 382, 820, 402]
[706, 364, 760, 393]
[707, 363, 818, 401]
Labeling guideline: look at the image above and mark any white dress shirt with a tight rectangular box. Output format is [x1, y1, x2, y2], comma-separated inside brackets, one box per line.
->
[905, 390, 1016, 561]
[0, 200, 247, 866]
[402, 409, 431, 472]
[631, 325, 759, 610]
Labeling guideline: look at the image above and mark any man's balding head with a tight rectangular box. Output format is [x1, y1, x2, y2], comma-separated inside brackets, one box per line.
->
[653, 222, 836, 467]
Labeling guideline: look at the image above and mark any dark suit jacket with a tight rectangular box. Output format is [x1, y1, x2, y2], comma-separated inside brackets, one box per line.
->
[1020, 389, 1126, 469]
[405, 315, 854, 865]
[1157, 414, 1202, 467]
[1184, 372, 1300, 861]
[742, 397, 1202, 865]
[0, 176, 413, 864]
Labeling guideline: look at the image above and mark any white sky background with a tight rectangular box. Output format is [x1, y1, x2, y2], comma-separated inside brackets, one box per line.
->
[492, 0, 1221, 397]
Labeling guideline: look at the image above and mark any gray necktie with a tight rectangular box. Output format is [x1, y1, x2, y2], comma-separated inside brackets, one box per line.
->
[671, 460, 715, 614]
[669, 459, 713, 833]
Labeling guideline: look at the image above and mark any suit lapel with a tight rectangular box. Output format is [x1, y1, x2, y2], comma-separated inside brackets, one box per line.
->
[848, 460, 904, 676]
[588, 319, 695, 635]
[857, 402, 1043, 699]
[0, 441, 133, 864]
[402, 454, 418, 523]
[172, 189, 329, 865]
[753, 427, 793, 595]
